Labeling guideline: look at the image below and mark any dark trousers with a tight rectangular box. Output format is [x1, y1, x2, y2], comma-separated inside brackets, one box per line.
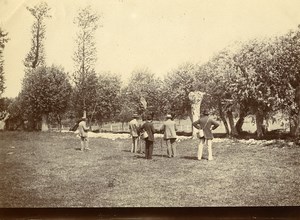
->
[145, 140, 154, 159]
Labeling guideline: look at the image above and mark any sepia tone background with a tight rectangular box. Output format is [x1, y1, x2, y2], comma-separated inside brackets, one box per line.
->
[1, 0, 300, 98]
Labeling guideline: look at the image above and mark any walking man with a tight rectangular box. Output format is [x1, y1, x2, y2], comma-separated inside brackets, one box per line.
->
[192, 109, 219, 160]
[129, 113, 140, 153]
[78, 117, 90, 151]
[161, 114, 177, 158]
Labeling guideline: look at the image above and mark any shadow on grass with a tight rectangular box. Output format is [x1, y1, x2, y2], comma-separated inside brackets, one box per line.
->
[152, 154, 170, 158]
[122, 150, 131, 152]
[134, 155, 146, 159]
[180, 156, 198, 160]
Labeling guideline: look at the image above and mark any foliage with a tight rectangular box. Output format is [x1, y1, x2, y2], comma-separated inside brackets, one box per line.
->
[92, 73, 122, 123]
[20, 65, 72, 122]
[162, 62, 206, 119]
[200, 48, 240, 135]
[71, 71, 99, 118]
[24, 2, 51, 69]
[272, 27, 300, 136]
[116, 97, 135, 123]
[122, 67, 163, 119]
[0, 97, 13, 113]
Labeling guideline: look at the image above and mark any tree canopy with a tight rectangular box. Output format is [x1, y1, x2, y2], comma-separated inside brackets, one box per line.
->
[20, 66, 72, 129]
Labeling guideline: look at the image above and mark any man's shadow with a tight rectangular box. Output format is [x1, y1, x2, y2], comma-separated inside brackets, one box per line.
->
[152, 154, 171, 158]
[180, 156, 198, 160]
[134, 155, 145, 159]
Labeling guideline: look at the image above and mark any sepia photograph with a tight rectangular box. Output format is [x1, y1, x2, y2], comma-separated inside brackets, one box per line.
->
[0, 0, 300, 218]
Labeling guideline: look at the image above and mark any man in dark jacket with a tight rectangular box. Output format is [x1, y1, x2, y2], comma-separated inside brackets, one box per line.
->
[141, 115, 155, 159]
[192, 109, 219, 160]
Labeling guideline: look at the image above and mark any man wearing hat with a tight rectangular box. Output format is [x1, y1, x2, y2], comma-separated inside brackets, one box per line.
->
[141, 115, 155, 159]
[192, 109, 219, 160]
[129, 113, 140, 153]
[78, 117, 90, 151]
[161, 114, 177, 158]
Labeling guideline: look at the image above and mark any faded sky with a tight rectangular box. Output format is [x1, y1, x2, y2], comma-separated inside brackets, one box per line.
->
[1, 0, 300, 97]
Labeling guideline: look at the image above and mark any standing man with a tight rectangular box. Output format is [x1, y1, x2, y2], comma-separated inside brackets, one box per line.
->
[78, 117, 90, 151]
[141, 115, 155, 159]
[161, 114, 177, 158]
[129, 113, 139, 153]
[192, 109, 219, 161]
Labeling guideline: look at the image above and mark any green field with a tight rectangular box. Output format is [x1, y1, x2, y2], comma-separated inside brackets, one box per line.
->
[0, 131, 299, 207]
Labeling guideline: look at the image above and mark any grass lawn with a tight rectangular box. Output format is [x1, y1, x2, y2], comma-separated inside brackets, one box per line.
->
[0, 131, 299, 207]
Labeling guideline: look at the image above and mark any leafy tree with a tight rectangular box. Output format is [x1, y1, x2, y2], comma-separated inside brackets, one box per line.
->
[20, 66, 72, 131]
[91, 73, 122, 123]
[0, 97, 12, 113]
[232, 38, 280, 138]
[162, 62, 207, 121]
[116, 95, 135, 127]
[24, 2, 51, 69]
[6, 96, 24, 130]
[202, 49, 238, 136]
[72, 5, 100, 117]
[0, 27, 9, 97]
[272, 27, 300, 137]
[72, 71, 99, 119]
[123, 67, 163, 119]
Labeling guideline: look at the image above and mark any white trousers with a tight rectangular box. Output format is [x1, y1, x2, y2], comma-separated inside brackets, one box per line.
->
[198, 139, 213, 160]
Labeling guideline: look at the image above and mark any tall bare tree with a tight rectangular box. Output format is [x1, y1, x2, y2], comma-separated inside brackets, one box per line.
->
[24, 2, 51, 69]
[72, 6, 100, 117]
[0, 27, 9, 97]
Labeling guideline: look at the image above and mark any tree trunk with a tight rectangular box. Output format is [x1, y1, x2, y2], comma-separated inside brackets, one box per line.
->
[255, 110, 264, 139]
[218, 101, 230, 136]
[41, 113, 49, 132]
[0, 113, 10, 131]
[289, 115, 296, 135]
[57, 114, 62, 132]
[190, 102, 201, 137]
[27, 119, 36, 131]
[294, 112, 300, 137]
[188, 91, 205, 138]
[227, 111, 238, 137]
[235, 117, 244, 135]
[235, 114, 246, 135]
[294, 85, 300, 137]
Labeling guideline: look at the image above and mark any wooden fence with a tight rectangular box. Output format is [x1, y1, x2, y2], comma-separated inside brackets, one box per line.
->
[49, 121, 193, 133]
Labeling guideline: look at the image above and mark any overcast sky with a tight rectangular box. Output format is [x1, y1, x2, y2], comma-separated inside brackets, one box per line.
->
[1, 0, 300, 98]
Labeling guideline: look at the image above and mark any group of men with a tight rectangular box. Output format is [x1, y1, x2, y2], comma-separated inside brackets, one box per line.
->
[77, 110, 220, 161]
[129, 110, 219, 161]
[129, 113, 178, 159]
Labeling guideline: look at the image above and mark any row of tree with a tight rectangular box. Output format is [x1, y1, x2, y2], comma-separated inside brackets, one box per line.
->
[1, 2, 300, 139]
